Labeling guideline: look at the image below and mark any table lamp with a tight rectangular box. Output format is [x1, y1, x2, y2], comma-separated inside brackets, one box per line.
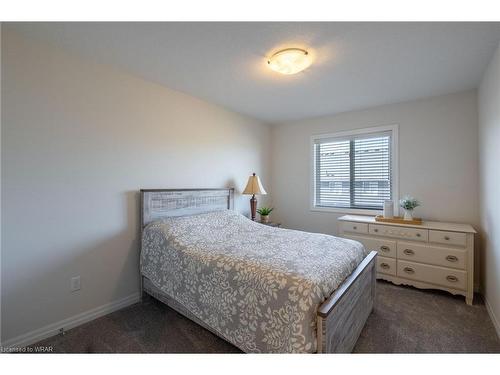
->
[242, 173, 267, 221]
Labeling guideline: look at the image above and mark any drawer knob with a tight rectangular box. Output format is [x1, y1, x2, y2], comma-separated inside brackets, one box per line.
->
[353, 226, 357, 230]
[380, 246, 390, 252]
[446, 275, 458, 282]
[403, 249, 415, 255]
[380, 263, 390, 269]
[446, 255, 458, 262]
[403, 267, 415, 274]
[374, 229, 379, 233]
[416, 233, 421, 237]
[444, 236, 450, 241]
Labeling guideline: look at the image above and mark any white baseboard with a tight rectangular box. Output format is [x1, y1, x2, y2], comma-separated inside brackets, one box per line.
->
[484, 296, 500, 339]
[1, 292, 141, 348]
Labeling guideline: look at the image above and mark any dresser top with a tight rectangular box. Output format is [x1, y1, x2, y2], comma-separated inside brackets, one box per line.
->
[338, 215, 476, 233]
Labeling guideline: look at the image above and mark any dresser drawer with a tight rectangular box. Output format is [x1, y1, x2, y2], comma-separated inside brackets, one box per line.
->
[341, 222, 369, 234]
[397, 241, 466, 270]
[429, 230, 467, 247]
[376, 256, 396, 276]
[344, 234, 397, 258]
[369, 224, 428, 242]
[397, 260, 466, 290]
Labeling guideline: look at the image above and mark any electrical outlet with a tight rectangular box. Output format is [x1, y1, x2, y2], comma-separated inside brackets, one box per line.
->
[70, 276, 81, 292]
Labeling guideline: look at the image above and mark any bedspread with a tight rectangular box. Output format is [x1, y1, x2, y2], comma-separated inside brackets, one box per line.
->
[141, 210, 366, 353]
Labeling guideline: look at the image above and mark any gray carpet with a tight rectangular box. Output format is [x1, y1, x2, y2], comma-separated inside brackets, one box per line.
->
[29, 281, 500, 353]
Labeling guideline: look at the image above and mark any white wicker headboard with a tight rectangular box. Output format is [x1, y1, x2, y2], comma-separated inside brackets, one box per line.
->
[140, 188, 235, 228]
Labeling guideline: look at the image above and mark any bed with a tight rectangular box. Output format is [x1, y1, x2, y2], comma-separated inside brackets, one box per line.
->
[139, 188, 377, 353]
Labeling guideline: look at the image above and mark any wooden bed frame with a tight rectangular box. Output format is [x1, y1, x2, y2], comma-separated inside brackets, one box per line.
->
[139, 188, 377, 353]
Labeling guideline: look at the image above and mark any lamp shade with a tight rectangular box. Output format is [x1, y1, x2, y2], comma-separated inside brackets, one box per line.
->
[242, 173, 267, 195]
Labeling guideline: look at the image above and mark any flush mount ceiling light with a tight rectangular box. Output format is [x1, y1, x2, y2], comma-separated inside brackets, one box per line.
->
[267, 48, 312, 75]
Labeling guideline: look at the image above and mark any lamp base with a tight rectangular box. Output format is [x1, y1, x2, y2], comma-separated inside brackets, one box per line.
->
[250, 195, 257, 221]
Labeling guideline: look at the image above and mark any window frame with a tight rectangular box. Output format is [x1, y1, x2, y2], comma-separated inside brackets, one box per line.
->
[310, 124, 399, 215]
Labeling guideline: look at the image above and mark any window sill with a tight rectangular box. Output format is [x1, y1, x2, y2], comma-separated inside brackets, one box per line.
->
[310, 206, 383, 216]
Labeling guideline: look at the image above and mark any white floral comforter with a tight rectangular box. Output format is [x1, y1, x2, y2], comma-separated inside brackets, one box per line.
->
[141, 210, 366, 353]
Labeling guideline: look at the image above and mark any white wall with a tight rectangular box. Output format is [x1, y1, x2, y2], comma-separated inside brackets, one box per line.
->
[478, 41, 500, 336]
[271, 91, 480, 281]
[1, 31, 271, 344]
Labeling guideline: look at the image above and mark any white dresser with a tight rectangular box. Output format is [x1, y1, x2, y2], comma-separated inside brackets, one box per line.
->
[338, 215, 476, 305]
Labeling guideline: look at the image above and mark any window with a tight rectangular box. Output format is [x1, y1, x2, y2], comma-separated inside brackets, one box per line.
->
[311, 125, 398, 213]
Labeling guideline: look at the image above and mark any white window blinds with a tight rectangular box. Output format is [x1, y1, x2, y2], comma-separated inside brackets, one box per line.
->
[313, 131, 393, 210]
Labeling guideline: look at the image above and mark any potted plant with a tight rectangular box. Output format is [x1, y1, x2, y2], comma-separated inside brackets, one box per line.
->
[256, 207, 274, 223]
[399, 196, 420, 221]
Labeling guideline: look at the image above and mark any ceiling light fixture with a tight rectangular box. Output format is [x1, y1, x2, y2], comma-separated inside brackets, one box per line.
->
[267, 48, 312, 75]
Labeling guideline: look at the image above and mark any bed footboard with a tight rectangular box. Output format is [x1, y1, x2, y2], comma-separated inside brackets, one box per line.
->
[316, 251, 377, 353]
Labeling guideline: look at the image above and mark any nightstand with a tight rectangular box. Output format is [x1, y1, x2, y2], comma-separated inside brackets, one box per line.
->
[259, 222, 281, 228]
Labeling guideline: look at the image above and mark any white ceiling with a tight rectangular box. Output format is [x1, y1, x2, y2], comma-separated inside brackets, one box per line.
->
[6, 22, 500, 123]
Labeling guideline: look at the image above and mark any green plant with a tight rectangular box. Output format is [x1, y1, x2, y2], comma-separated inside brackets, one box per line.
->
[399, 196, 420, 210]
[256, 207, 274, 216]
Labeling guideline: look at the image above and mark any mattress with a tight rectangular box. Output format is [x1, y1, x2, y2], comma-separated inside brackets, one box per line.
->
[140, 210, 366, 353]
